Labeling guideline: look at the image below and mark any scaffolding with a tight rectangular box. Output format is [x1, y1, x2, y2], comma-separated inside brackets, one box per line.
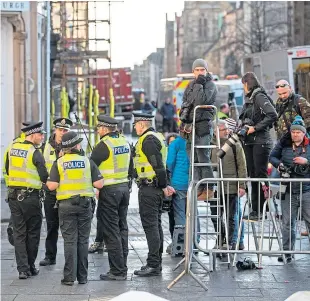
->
[50, 1, 113, 145]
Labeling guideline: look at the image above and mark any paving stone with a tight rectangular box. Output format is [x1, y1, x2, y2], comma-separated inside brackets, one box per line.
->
[14, 295, 90, 301]
[0, 295, 17, 301]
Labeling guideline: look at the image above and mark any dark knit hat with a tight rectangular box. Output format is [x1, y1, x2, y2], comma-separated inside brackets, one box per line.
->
[192, 58, 208, 71]
[291, 116, 306, 133]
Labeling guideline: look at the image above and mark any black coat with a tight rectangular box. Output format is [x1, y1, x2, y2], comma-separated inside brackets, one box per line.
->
[239, 87, 277, 145]
[180, 73, 217, 137]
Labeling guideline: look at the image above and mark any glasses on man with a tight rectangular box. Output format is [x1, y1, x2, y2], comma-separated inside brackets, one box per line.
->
[275, 84, 289, 89]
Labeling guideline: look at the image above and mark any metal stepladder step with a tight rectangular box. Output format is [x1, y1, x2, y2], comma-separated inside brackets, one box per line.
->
[171, 225, 185, 256]
[167, 105, 228, 292]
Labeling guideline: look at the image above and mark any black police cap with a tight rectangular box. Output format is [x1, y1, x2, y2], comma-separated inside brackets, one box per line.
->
[61, 131, 83, 148]
[21, 122, 46, 136]
[132, 112, 154, 123]
[53, 117, 73, 130]
[97, 115, 118, 127]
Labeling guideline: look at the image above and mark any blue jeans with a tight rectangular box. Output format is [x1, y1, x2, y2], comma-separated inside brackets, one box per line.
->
[232, 196, 245, 244]
[172, 190, 200, 242]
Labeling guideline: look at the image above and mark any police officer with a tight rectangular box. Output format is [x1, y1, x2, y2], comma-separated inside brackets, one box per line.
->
[3, 122, 30, 246]
[5, 122, 48, 279]
[46, 131, 103, 285]
[90, 115, 132, 280]
[40, 117, 72, 266]
[132, 113, 175, 277]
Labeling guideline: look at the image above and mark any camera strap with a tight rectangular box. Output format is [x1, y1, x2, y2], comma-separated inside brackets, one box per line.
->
[232, 145, 239, 177]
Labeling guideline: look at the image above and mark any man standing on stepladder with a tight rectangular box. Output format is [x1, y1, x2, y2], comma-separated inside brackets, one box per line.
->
[132, 112, 175, 277]
[90, 115, 133, 281]
[179, 58, 217, 201]
[40, 118, 73, 267]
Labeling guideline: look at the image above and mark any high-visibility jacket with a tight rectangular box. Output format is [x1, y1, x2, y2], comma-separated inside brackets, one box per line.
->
[134, 131, 167, 179]
[43, 142, 56, 173]
[8, 142, 41, 189]
[2, 135, 26, 186]
[56, 153, 94, 200]
[99, 134, 130, 186]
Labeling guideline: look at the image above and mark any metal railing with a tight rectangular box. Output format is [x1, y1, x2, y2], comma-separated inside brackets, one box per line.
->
[168, 177, 310, 291]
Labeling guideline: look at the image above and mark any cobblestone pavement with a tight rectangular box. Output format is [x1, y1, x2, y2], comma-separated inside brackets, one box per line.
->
[1, 209, 310, 301]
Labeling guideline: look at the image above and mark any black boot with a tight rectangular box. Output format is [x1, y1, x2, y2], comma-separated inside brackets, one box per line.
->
[134, 265, 161, 277]
[19, 272, 29, 279]
[39, 258, 56, 266]
[30, 265, 40, 276]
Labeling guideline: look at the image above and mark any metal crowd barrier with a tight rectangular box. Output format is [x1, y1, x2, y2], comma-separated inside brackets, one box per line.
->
[168, 177, 310, 291]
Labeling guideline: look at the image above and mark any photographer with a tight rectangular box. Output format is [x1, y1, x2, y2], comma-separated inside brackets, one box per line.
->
[211, 120, 247, 249]
[269, 116, 310, 263]
[240, 72, 277, 221]
[179, 58, 217, 200]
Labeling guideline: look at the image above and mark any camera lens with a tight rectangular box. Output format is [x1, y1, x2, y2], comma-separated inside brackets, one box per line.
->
[217, 149, 226, 159]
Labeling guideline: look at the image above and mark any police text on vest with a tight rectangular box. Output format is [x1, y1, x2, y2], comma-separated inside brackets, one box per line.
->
[10, 149, 28, 158]
[114, 146, 129, 155]
[63, 161, 85, 170]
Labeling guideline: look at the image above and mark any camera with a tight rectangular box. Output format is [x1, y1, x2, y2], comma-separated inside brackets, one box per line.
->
[217, 125, 251, 159]
[278, 164, 292, 199]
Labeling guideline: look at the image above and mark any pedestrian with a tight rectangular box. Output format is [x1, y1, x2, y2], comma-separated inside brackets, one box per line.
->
[5, 122, 48, 279]
[160, 98, 176, 134]
[46, 131, 104, 285]
[166, 132, 190, 255]
[90, 115, 132, 281]
[240, 72, 277, 220]
[3, 122, 30, 246]
[211, 120, 247, 249]
[132, 112, 175, 276]
[275, 79, 310, 140]
[40, 117, 72, 267]
[217, 103, 230, 120]
[179, 58, 217, 201]
[269, 116, 310, 263]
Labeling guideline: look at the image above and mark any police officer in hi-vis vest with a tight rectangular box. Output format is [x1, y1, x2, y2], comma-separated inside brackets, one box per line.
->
[132, 113, 175, 277]
[40, 117, 72, 267]
[46, 131, 103, 286]
[5, 122, 48, 279]
[90, 115, 133, 281]
[3, 122, 30, 246]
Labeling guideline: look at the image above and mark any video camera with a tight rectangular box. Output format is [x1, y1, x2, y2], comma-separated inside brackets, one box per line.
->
[217, 118, 254, 159]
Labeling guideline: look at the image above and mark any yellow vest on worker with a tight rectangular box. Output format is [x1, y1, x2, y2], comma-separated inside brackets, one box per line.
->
[134, 131, 167, 179]
[8, 142, 42, 189]
[2, 135, 26, 186]
[56, 153, 94, 201]
[43, 142, 56, 173]
[98, 134, 130, 186]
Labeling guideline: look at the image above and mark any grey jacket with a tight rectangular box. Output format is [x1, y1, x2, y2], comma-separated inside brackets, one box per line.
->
[211, 138, 247, 194]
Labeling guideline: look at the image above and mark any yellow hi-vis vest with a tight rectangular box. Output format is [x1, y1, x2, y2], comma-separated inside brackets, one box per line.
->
[99, 134, 130, 186]
[2, 135, 26, 186]
[43, 142, 56, 173]
[56, 154, 94, 201]
[134, 131, 167, 180]
[8, 142, 42, 189]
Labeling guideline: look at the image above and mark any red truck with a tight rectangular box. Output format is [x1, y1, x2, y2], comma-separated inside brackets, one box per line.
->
[94, 67, 134, 119]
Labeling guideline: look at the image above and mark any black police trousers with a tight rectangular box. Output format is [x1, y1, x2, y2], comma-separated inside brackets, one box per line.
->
[8, 191, 42, 273]
[98, 183, 129, 276]
[58, 196, 92, 282]
[95, 204, 104, 243]
[43, 192, 59, 260]
[138, 185, 164, 268]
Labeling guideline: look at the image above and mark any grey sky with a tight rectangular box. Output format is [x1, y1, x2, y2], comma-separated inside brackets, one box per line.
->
[89, 0, 184, 69]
